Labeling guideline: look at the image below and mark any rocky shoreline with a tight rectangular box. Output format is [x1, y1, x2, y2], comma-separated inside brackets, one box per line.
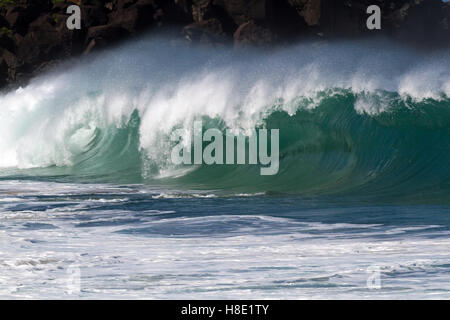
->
[1, 0, 449, 90]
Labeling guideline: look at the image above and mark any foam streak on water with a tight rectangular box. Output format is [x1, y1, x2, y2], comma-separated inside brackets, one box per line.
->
[0, 181, 449, 299]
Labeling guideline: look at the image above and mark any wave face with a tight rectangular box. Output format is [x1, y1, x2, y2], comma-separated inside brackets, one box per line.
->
[0, 36, 449, 202]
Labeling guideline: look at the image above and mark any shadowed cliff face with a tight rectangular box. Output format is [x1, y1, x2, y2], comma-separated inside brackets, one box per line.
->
[0, 0, 449, 89]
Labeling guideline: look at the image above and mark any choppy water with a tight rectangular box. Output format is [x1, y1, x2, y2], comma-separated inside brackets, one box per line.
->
[0, 181, 449, 299]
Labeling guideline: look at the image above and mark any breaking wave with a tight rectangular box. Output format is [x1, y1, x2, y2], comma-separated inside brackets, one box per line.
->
[0, 35, 449, 202]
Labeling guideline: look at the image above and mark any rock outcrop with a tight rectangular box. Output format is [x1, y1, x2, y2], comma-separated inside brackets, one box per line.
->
[1, 0, 449, 90]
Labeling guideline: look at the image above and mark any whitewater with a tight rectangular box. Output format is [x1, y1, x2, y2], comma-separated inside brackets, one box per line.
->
[0, 35, 449, 299]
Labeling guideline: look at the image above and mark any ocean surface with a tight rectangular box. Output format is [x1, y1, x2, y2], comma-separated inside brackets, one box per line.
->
[0, 36, 449, 299]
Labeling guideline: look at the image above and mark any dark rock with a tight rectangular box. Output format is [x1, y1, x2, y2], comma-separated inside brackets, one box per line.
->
[388, 0, 447, 46]
[192, 0, 212, 22]
[80, 4, 109, 29]
[0, 13, 8, 28]
[0, 59, 7, 88]
[15, 14, 72, 67]
[287, 0, 321, 26]
[234, 20, 274, 46]
[174, 0, 192, 17]
[5, 7, 21, 29]
[265, 0, 309, 39]
[4, 0, 53, 36]
[213, 0, 267, 25]
[0, 32, 15, 53]
[86, 24, 131, 51]
[318, 0, 370, 37]
[108, 0, 156, 33]
[0, 49, 18, 82]
[184, 18, 230, 45]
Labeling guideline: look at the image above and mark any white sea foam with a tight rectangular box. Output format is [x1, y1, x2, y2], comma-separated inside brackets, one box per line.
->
[0, 180, 449, 299]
